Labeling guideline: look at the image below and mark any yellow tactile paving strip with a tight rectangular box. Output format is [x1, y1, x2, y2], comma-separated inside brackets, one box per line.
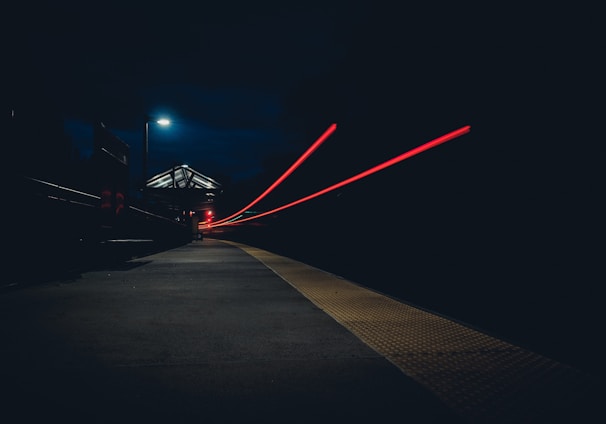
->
[222, 240, 599, 423]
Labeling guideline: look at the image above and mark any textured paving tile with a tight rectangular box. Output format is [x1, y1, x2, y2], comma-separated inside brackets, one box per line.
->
[224, 240, 602, 423]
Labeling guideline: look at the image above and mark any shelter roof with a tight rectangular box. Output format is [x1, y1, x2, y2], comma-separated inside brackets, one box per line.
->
[146, 164, 222, 190]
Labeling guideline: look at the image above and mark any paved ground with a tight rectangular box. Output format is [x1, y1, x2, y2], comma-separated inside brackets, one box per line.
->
[1, 239, 602, 423]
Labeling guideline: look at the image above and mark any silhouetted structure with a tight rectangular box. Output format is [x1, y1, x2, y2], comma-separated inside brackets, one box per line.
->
[92, 121, 130, 239]
[144, 164, 222, 239]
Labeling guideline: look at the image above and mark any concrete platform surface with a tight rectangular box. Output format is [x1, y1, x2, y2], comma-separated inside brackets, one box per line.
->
[0, 239, 601, 423]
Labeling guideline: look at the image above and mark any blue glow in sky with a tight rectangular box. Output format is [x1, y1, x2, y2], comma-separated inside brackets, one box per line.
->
[63, 85, 300, 183]
[29, 1, 367, 185]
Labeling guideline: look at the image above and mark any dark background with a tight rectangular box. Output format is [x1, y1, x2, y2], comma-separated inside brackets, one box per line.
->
[5, 2, 605, 378]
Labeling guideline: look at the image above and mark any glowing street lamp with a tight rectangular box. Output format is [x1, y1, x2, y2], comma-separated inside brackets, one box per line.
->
[142, 115, 171, 190]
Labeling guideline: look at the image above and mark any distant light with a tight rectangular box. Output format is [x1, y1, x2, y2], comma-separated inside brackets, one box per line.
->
[156, 119, 170, 126]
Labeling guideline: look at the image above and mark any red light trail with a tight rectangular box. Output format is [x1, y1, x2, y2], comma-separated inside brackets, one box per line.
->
[211, 125, 471, 228]
[209, 123, 337, 227]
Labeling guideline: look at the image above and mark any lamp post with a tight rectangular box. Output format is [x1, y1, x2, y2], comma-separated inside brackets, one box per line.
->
[142, 115, 170, 192]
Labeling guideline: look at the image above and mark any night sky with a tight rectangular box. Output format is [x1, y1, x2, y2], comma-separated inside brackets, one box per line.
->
[6, 1, 606, 373]
[7, 4, 604, 252]
[8, 2, 603, 186]
[9, 1, 367, 182]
